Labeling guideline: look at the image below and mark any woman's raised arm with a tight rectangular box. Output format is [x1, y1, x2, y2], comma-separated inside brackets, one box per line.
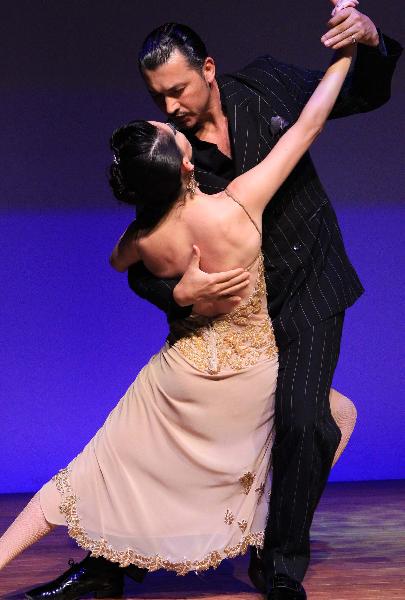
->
[227, 46, 355, 220]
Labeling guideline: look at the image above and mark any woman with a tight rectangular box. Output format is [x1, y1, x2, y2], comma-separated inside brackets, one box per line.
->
[0, 38, 356, 582]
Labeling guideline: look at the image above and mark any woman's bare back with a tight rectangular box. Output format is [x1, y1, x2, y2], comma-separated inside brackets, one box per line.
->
[136, 190, 262, 312]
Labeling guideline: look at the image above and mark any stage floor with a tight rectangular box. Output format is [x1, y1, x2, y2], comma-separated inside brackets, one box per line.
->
[1, 480, 404, 599]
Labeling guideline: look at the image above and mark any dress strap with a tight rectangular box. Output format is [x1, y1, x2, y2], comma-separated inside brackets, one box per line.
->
[224, 188, 262, 239]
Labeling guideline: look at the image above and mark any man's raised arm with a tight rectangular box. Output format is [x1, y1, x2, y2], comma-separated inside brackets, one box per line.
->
[241, 4, 402, 121]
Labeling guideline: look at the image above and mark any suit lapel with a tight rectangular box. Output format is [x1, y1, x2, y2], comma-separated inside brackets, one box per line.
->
[219, 75, 261, 176]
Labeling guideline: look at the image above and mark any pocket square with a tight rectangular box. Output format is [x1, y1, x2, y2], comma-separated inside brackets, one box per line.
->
[270, 115, 290, 136]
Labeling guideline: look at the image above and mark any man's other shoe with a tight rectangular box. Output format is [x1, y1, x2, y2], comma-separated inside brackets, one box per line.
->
[248, 546, 267, 593]
[267, 574, 307, 599]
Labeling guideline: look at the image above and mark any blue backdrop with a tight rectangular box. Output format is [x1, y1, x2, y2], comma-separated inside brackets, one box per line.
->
[1, 1, 404, 492]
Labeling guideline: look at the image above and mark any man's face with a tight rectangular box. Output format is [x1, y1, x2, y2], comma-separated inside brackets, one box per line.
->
[142, 49, 214, 130]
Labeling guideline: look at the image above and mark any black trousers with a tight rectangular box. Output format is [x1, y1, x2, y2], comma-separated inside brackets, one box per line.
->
[262, 312, 345, 583]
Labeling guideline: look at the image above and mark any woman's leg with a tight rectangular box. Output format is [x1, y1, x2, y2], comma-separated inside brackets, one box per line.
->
[330, 388, 357, 467]
[0, 492, 55, 570]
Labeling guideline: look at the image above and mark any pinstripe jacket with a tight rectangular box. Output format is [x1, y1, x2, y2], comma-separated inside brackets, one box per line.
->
[128, 33, 402, 346]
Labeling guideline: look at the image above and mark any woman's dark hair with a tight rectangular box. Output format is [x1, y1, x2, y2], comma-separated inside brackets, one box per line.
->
[109, 120, 183, 229]
[138, 23, 208, 72]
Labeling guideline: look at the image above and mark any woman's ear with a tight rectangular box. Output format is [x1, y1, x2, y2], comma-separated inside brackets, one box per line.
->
[181, 156, 194, 173]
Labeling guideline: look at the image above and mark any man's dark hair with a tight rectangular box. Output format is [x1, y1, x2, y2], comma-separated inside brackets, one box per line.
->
[138, 23, 208, 72]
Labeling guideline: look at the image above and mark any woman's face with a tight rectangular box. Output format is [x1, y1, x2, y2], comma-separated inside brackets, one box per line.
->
[149, 121, 193, 162]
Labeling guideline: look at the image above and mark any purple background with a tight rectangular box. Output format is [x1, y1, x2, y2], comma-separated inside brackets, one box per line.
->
[1, 1, 404, 492]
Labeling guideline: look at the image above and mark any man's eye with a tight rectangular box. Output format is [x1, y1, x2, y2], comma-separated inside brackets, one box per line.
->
[173, 88, 185, 96]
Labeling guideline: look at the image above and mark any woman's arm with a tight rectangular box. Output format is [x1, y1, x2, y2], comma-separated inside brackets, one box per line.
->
[110, 220, 141, 272]
[228, 46, 355, 220]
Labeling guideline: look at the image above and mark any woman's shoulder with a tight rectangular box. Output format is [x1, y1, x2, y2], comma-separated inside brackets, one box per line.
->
[185, 191, 261, 250]
[183, 191, 229, 223]
[188, 190, 238, 216]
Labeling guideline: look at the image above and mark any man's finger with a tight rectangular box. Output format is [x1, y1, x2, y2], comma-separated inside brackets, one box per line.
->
[323, 24, 358, 47]
[211, 268, 249, 284]
[217, 279, 250, 297]
[187, 245, 201, 268]
[191, 244, 201, 261]
[322, 16, 355, 44]
[222, 296, 242, 307]
[328, 25, 359, 48]
[323, 11, 355, 38]
[330, 33, 359, 49]
[220, 294, 242, 304]
[327, 8, 354, 29]
[217, 272, 250, 291]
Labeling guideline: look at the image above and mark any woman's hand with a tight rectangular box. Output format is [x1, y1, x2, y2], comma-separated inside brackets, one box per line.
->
[331, 0, 358, 17]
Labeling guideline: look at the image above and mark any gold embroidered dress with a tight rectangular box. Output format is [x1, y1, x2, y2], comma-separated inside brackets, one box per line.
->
[39, 196, 279, 575]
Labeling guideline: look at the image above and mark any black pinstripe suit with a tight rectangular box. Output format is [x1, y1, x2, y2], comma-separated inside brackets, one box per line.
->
[128, 34, 402, 581]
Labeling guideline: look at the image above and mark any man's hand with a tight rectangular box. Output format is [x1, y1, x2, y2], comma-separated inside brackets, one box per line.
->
[173, 245, 250, 308]
[321, 1, 379, 50]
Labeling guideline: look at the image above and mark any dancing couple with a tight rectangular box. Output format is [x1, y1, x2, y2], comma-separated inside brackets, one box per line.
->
[0, 1, 401, 599]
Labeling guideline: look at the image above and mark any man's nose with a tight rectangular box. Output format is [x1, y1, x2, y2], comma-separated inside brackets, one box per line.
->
[165, 97, 180, 115]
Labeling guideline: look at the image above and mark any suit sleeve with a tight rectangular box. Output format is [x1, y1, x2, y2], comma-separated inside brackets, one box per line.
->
[127, 262, 193, 322]
[242, 32, 402, 120]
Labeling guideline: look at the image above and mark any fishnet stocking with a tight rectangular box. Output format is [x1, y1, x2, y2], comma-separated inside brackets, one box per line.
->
[0, 492, 55, 569]
[330, 390, 358, 467]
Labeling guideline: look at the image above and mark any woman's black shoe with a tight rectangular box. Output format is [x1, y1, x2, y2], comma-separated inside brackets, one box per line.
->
[24, 555, 124, 599]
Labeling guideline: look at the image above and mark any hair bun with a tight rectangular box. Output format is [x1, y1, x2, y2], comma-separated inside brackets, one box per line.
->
[109, 120, 184, 229]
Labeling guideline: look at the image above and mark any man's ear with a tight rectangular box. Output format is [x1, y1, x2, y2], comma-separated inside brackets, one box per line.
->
[203, 57, 216, 85]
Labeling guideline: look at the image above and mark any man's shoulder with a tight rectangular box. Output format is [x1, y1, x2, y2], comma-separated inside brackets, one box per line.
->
[218, 55, 290, 103]
[225, 54, 287, 77]
[219, 55, 291, 89]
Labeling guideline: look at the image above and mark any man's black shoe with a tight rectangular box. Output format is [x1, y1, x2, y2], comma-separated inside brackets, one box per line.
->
[248, 546, 267, 593]
[123, 562, 148, 583]
[24, 554, 125, 600]
[267, 574, 307, 599]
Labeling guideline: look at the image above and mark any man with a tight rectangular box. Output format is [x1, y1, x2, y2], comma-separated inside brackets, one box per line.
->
[25, 3, 402, 600]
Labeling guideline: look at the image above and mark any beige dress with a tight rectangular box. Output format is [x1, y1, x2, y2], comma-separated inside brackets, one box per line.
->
[39, 198, 279, 575]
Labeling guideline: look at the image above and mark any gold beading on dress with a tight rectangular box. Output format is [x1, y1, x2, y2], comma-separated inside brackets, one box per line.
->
[52, 467, 264, 574]
[239, 472, 256, 495]
[168, 254, 278, 374]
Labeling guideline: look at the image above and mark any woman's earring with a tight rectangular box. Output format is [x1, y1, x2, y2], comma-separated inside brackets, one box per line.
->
[186, 169, 197, 197]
